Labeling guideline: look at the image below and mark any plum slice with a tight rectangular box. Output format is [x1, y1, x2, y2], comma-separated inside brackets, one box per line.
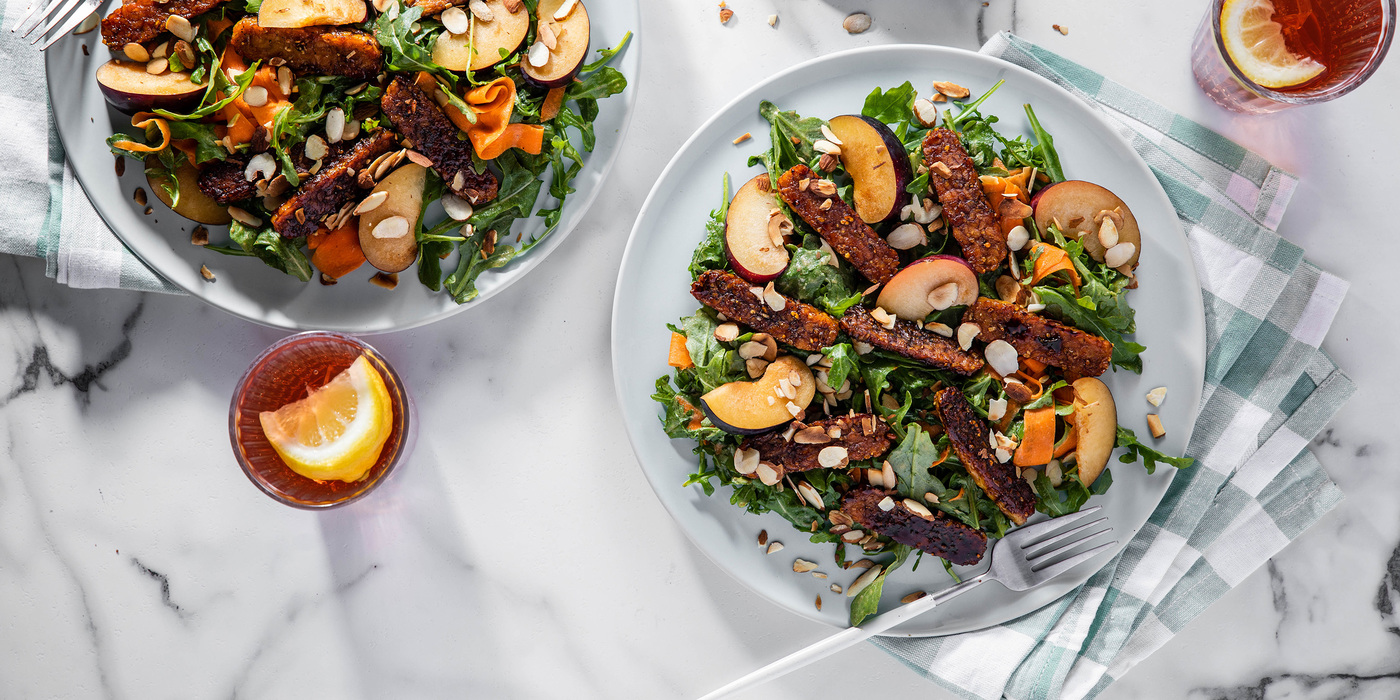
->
[875, 255, 979, 320]
[827, 115, 912, 226]
[97, 60, 204, 115]
[521, 0, 590, 89]
[146, 159, 232, 225]
[1031, 180, 1141, 269]
[700, 356, 816, 435]
[431, 0, 530, 72]
[1069, 377, 1117, 486]
[724, 174, 790, 283]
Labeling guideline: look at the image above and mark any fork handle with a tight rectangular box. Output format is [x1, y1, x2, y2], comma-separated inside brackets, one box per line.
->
[696, 572, 989, 700]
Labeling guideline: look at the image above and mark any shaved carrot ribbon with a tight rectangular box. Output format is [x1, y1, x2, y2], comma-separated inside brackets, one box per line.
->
[1013, 406, 1056, 466]
[417, 72, 544, 160]
[1030, 241, 1081, 288]
[675, 396, 704, 430]
[112, 113, 172, 153]
[540, 87, 566, 121]
[1014, 371, 1045, 401]
[928, 446, 950, 469]
[668, 331, 694, 369]
[219, 47, 292, 148]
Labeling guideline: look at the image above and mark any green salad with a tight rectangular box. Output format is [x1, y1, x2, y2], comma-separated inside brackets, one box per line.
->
[654, 80, 1192, 625]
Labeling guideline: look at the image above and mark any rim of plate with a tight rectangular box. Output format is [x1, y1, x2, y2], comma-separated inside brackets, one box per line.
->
[612, 43, 1205, 637]
[47, 3, 641, 335]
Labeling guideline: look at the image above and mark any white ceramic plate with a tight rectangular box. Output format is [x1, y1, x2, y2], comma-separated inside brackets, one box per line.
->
[46, 1, 638, 333]
[612, 45, 1206, 636]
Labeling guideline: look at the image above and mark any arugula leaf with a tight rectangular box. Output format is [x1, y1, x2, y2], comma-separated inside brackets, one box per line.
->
[651, 376, 728, 444]
[887, 425, 948, 502]
[756, 100, 826, 176]
[1116, 426, 1194, 472]
[154, 59, 259, 121]
[165, 121, 226, 164]
[228, 221, 312, 281]
[1024, 104, 1065, 182]
[565, 66, 628, 101]
[689, 173, 730, 280]
[861, 82, 917, 125]
[775, 239, 863, 316]
[820, 343, 858, 399]
[668, 307, 742, 394]
[581, 31, 632, 72]
[444, 227, 518, 303]
[849, 545, 912, 626]
[375, 5, 456, 87]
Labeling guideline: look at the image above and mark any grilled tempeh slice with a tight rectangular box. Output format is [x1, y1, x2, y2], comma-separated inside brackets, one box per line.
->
[741, 414, 893, 475]
[197, 156, 257, 206]
[842, 487, 987, 565]
[777, 164, 900, 285]
[922, 129, 1007, 274]
[690, 270, 839, 352]
[840, 306, 985, 375]
[271, 130, 398, 238]
[101, 0, 223, 50]
[963, 298, 1113, 380]
[229, 18, 383, 80]
[381, 76, 500, 204]
[934, 387, 1036, 525]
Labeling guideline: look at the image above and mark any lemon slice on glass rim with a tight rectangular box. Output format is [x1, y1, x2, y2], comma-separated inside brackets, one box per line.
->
[259, 355, 394, 483]
[1221, 0, 1326, 89]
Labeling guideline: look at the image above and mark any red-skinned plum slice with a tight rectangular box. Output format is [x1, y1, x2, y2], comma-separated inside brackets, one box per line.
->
[1032, 180, 1141, 269]
[97, 60, 204, 115]
[700, 356, 816, 435]
[521, 0, 590, 89]
[724, 174, 791, 283]
[827, 115, 912, 226]
[875, 254, 979, 320]
[432, 0, 530, 72]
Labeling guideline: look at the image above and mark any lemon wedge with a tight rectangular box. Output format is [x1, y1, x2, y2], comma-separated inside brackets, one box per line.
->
[259, 355, 393, 483]
[1221, 0, 1325, 89]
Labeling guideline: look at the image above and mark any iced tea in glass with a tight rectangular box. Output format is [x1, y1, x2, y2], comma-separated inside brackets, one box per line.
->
[1192, 0, 1396, 113]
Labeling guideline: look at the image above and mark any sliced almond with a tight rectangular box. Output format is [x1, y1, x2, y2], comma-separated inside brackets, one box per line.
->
[766, 541, 784, 554]
[714, 322, 740, 342]
[1147, 414, 1167, 439]
[913, 98, 939, 128]
[881, 460, 896, 489]
[353, 190, 389, 215]
[763, 282, 786, 312]
[877, 496, 896, 512]
[793, 558, 819, 573]
[926, 282, 960, 311]
[794, 426, 832, 445]
[817, 446, 849, 469]
[467, 0, 494, 21]
[797, 482, 825, 510]
[165, 14, 195, 42]
[755, 463, 781, 486]
[746, 358, 769, 378]
[123, 43, 150, 62]
[734, 447, 761, 476]
[1105, 242, 1137, 268]
[372, 215, 410, 239]
[1146, 387, 1168, 407]
[847, 565, 883, 597]
[932, 81, 971, 99]
[957, 322, 980, 350]
[901, 591, 927, 604]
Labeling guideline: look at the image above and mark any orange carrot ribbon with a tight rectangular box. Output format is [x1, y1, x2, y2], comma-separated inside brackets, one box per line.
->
[418, 72, 544, 160]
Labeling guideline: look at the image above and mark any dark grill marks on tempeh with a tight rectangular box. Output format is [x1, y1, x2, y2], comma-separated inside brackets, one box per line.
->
[934, 387, 1037, 525]
[381, 76, 499, 204]
[922, 129, 1008, 274]
[963, 298, 1113, 380]
[100, 0, 223, 49]
[841, 487, 988, 565]
[840, 306, 985, 376]
[271, 130, 398, 238]
[690, 270, 839, 352]
[197, 156, 256, 206]
[229, 17, 383, 80]
[740, 414, 893, 476]
[777, 164, 900, 285]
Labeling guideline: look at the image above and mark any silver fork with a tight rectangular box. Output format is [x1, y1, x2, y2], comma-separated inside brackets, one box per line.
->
[697, 506, 1115, 700]
[11, 0, 103, 51]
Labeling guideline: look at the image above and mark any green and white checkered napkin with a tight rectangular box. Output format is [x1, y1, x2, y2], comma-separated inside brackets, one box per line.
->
[0, 1, 180, 294]
[870, 33, 1355, 700]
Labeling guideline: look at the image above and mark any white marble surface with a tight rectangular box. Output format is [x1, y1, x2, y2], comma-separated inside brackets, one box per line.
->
[2, 1, 1397, 698]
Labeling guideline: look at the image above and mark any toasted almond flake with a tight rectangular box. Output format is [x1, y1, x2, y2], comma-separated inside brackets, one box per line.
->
[1147, 414, 1167, 439]
[756, 463, 781, 486]
[985, 339, 1019, 376]
[767, 541, 784, 554]
[788, 370, 803, 388]
[916, 322, 949, 339]
[404, 150, 433, 168]
[527, 41, 550, 67]
[713, 322, 740, 342]
[995, 447, 1012, 463]
[1053, 23, 1069, 35]
[1007, 224, 1030, 251]
[372, 215, 410, 239]
[749, 359, 770, 379]
[190, 226, 209, 246]
[870, 306, 896, 330]
[242, 86, 269, 108]
[244, 153, 275, 183]
[912, 97, 939, 127]
[810, 179, 837, 196]
[441, 6, 470, 34]
[369, 272, 398, 289]
[841, 530, 865, 543]
[924, 492, 940, 505]
[719, 7, 733, 23]
[1146, 387, 1168, 407]
[903, 498, 933, 519]
[1098, 217, 1119, 248]
[766, 395, 776, 406]
[538, 19, 558, 50]
[123, 43, 150, 62]
[878, 496, 896, 512]
[865, 467, 884, 488]
[734, 447, 761, 476]
[1023, 467, 1039, 484]
[849, 559, 875, 570]
[1047, 459, 1064, 486]
[847, 565, 883, 597]
[763, 281, 786, 311]
[931, 161, 953, 177]
[794, 426, 832, 445]
[756, 530, 768, 547]
[957, 322, 980, 350]
[988, 397, 1008, 422]
[927, 282, 960, 311]
[887, 222, 926, 250]
[732, 132, 752, 145]
[152, 41, 169, 59]
[842, 12, 871, 34]
[1105, 242, 1136, 268]
[785, 401, 801, 418]
[819, 124, 843, 146]
[738, 341, 768, 361]
[814, 594, 822, 611]
[812, 571, 827, 579]
[768, 13, 778, 26]
[353, 190, 389, 215]
[753, 333, 778, 360]
[932, 80, 971, 99]
[227, 206, 261, 226]
[322, 107, 346, 144]
[199, 265, 215, 281]
[165, 14, 195, 42]
[881, 459, 896, 489]
[793, 558, 819, 573]
[797, 482, 825, 510]
[73, 13, 99, 34]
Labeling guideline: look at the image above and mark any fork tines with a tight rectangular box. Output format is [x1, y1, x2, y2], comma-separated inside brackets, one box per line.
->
[1012, 506, 1116, 579]
[12, 0, 101, 50]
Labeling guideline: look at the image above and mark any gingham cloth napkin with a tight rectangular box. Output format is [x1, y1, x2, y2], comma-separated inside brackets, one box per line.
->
[0, 1, 179, 293]
[870, 33, 1355, 700]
